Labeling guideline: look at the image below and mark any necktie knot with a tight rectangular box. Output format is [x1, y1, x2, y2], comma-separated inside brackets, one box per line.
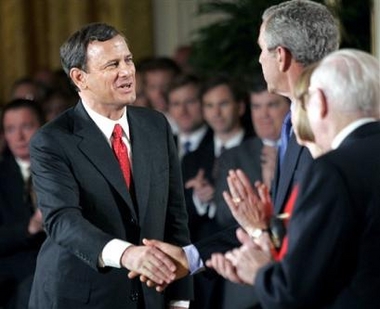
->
[183, 140, 192, 155]
[113, 124, 123, 139]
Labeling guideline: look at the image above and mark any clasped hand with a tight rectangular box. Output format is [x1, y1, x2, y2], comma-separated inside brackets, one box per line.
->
[126, 239, 189, 292]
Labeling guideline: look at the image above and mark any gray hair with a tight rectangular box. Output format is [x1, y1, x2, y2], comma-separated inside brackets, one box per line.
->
[262, 0, 340, 66]
[311, 49, 380, 117]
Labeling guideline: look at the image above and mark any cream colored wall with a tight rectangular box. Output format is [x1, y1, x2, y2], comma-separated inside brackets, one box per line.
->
[153, 0, 380, 62]
[152, 0, 228, 56]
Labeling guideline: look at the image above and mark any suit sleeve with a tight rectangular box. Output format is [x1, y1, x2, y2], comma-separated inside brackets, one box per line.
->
[30, 130, 113, 271]
[255, 159, 356, 308]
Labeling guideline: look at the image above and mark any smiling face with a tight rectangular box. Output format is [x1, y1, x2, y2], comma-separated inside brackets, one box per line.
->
[71, 35, 136, 117]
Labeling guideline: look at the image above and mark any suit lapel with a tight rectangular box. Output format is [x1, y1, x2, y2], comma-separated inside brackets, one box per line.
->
[273, 134, 302, 214]
[73, 103, 137, 219]
[127, 107, 151, 224]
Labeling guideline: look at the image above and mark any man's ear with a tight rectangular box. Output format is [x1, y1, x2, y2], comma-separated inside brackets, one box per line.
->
[276, 46, 292, 72]
[70, 68, 87, 91]
[316, 89, 328, 119]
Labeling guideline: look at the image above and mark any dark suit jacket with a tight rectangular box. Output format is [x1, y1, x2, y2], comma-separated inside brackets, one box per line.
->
[181, 128, 215, 242]
[182, 129, 251, 242]
[212, 137, 264, 309]
[214, 137, 263, 230]
[255, 121, 380, 308]
[0, 152, 45, 306]
[28, 102, 192, 309]
[272, 134, 313, 214]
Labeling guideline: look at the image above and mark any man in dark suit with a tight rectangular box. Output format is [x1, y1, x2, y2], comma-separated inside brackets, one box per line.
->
[0, 99, 45, 309]
[167, 74, 212, 161]
[209, 49, 380, 309]
[132, 6, 342, 309]
[180, 75, 250, 309]
[138, 0, 339, 276]
[182, 74, 251, 243]
[28, 23, 192, 309]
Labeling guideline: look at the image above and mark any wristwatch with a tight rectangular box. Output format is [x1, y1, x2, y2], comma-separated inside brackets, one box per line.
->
[248, 227, 269, 240]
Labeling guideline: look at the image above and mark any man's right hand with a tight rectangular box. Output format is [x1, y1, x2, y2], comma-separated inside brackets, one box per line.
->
[128, 239, 190, 292]
[121, 245, 177, 286]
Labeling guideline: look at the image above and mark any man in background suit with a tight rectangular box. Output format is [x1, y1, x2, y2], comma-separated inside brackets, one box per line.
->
[167, 74, 212, 161]
[210, 49, 380, 309]
[28, 23, 192, 309]
[181, 74, 250, 309]
[0, 99, 45, 309]
[213, 77, 289, 309]
[182, 74, 250, 243]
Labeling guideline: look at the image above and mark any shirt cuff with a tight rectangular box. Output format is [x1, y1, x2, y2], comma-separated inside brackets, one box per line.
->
[169, 300, 190, 308]
[183, 244, 205, 275]
[99, 239, 132, 268]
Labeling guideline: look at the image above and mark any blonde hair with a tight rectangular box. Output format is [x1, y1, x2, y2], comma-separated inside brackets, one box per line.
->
[293, 63, 318, 143]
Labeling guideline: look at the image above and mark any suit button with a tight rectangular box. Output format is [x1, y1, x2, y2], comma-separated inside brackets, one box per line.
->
[130, 218, 137, 225]
[129, 290, 139, 302]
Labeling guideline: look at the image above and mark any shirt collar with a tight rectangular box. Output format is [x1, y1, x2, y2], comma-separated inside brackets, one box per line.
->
[262, 138, 281, 147]
[214, 129, 245, 157]
[331, 118, 376, 149]
[15, 157, 31, 182]
[82, 101, 130, 144]
[179, 125, 208, 147]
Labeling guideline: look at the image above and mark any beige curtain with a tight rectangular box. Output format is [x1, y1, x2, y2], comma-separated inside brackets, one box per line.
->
[0, 0, 153, 105]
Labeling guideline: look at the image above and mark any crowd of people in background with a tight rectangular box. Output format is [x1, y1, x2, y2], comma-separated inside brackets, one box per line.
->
[0, 0, 379, 308]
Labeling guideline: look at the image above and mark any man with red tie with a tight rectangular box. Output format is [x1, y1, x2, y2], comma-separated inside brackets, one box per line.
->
[28, 22, 192, 309]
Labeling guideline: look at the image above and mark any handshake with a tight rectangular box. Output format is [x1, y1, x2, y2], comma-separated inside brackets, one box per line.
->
[121, 239, 189, 292]
[120, 169, 275, 291]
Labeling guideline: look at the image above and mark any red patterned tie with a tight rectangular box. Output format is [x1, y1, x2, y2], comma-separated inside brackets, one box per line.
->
[112, 124, 131, 188]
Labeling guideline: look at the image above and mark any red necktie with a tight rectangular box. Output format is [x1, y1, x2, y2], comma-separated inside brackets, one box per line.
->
[112, 124, 131, 188]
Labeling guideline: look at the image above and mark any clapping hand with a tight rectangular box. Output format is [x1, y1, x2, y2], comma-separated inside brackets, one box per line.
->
[206, 228, 272, 285]
[223, 169, 273, 233]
